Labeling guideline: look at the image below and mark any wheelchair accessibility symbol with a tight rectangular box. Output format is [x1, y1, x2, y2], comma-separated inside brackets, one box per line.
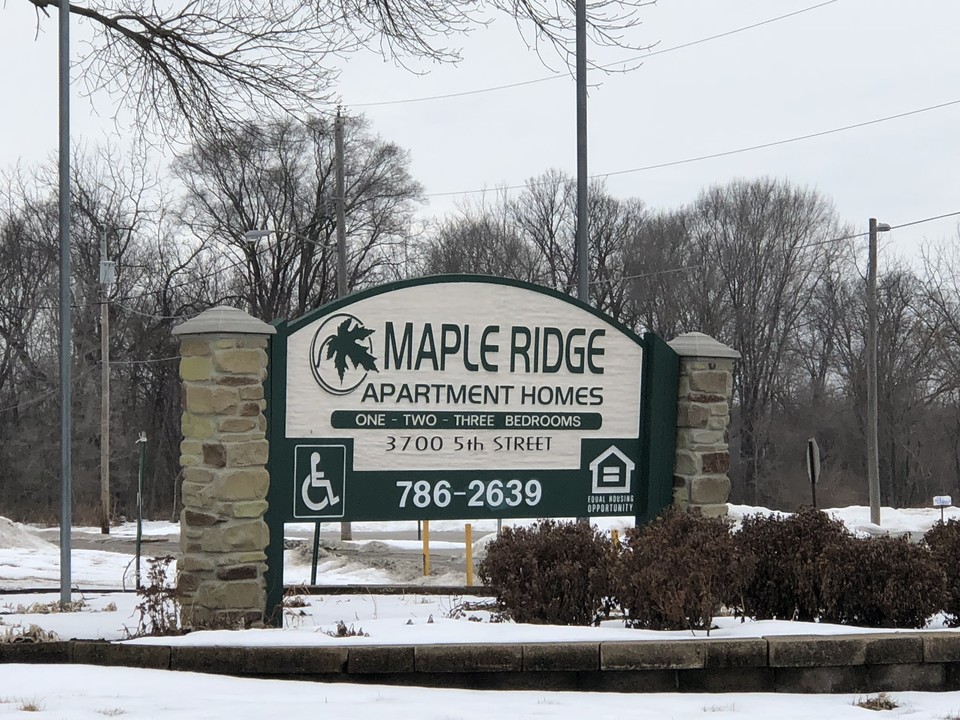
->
[294, 444, 346, 518]
[302, 452, 340, 511]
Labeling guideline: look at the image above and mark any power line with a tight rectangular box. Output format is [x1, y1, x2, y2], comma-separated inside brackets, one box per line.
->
[0, 367, 96, 415]
[114, 302, 197, 321]
[350, 1, 838, 108]
[890, 210, 960, 231]
[605, 1, 839, 71]
[421, 97, 960, 199]
[597, 98, 960, 181]
[586, 209, 960, 287]
[109, 355, 180, 365]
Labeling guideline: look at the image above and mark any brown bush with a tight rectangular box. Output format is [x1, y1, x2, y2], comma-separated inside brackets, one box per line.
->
[614, 509, 741, 631]
[733, 506, 850, 621]
[477, 519, 615, 625]
[819, 535, 946, 628]
[923, 519, 960, 626]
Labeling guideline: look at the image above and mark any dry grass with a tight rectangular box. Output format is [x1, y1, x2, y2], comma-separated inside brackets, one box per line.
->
[18, 699, 43, 712]
[0, 623, 60, 644]
[13, 599, 86, 614]
[856, 693, 900, 711]
[97, 708, 127, 716]
[322, 620, 368, 638]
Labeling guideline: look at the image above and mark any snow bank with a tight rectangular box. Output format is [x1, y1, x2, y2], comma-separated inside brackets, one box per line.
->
[0, 516, 56, 550]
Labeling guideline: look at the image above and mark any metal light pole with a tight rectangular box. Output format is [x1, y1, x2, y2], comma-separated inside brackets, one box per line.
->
[334, 108, 348, 300]
[58, 0, 73, 606]
[575, 0, 589, 304]
[866, 217, 890, 526]
[573, 0, 590, 527]
[334, 108, 351, 541]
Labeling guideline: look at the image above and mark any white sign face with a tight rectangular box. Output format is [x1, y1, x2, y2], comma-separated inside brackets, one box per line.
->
[284, 281, 643, 473]
[934, 495, 953, 508]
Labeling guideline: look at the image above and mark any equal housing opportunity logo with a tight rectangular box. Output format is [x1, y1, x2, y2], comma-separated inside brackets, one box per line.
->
[310, 313, 379, 395]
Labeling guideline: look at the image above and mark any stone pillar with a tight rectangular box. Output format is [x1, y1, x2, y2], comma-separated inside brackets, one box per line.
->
[172, 306, 276, 628]
[668, 332, 740, 517]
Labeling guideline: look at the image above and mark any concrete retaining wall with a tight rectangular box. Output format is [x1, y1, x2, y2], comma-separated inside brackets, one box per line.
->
[6, 634, 960, 693]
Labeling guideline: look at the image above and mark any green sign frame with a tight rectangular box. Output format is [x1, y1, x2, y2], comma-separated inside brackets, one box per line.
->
[264, 276, 677, 613]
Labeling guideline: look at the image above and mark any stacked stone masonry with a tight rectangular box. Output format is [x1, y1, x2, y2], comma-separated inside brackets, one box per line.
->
[177, 332, 271, 628]
[668, 333, 739, 517]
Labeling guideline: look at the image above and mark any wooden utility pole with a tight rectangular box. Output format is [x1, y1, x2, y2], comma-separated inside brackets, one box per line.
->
[100, 230, 111, 534]
[866, 217, 890, 526]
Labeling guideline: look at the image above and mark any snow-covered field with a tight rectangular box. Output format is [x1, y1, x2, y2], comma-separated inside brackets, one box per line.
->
[3, 506, 960, 718]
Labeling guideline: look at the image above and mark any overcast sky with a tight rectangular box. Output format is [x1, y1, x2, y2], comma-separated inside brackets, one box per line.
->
[1, 0, 958, 265]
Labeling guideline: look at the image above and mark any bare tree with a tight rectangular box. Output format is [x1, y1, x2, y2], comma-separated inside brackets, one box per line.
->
[21, 0, 650, 138]
[509, 170, 643, 322]
[685, 178, 846, 505]
[421, 192, 542, 281]
[174, 114, 423, 321]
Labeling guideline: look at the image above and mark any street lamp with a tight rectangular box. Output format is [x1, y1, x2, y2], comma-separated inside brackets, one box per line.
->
[867, 217, 891, 526]
[243, 228, 332, 248]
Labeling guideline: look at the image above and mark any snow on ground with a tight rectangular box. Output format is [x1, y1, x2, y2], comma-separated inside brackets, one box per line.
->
[72, 520, 182, 539]
[4, 505, 960, 716]
[4, 664, 960, 720]
[727, 503, 960, 536]
[0, 517, 54, 551]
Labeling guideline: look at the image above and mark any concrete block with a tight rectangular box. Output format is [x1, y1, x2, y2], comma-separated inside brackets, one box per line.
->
[348, 646, 415, 673]
[0, 641, 71, 664]
[679, 667, 773, 693]
[861, 634, 923, 665]
[868, 662, 945, 692]
[243, 646, 348, 675]
[704, 639, 768, 668]
[72, 641, 170, 669]
[767, 635, 867, 667]
[774, 665, 869, 694]
[592, 670, 678, 692]
[923, 632, 960, 662]
[170, 646, 246, 675]
[523, 643, 599, 672]
[416, 644, 522, 672]
[602, 641, 706, 670]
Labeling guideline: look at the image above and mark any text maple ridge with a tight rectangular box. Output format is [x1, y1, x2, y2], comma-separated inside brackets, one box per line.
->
[382, 322, 606, 374]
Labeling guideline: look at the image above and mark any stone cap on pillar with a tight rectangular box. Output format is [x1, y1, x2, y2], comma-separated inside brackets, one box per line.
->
[173, 306, 276, 337]
[668, 332, 740, 360]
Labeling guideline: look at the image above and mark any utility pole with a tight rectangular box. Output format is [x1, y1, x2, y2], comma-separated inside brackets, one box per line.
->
[866, 217, 890, 526]
[99, 231, 115, 534]
[334, 107, 352, 541]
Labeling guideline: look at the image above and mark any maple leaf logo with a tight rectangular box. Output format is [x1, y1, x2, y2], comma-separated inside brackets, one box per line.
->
[324, 318, 379, 384]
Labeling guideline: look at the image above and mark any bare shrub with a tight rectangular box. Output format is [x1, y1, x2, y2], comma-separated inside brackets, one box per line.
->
[614, 509, 740, 632]
[733, 507, 850, 621]
[477, 519, 614, 626]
